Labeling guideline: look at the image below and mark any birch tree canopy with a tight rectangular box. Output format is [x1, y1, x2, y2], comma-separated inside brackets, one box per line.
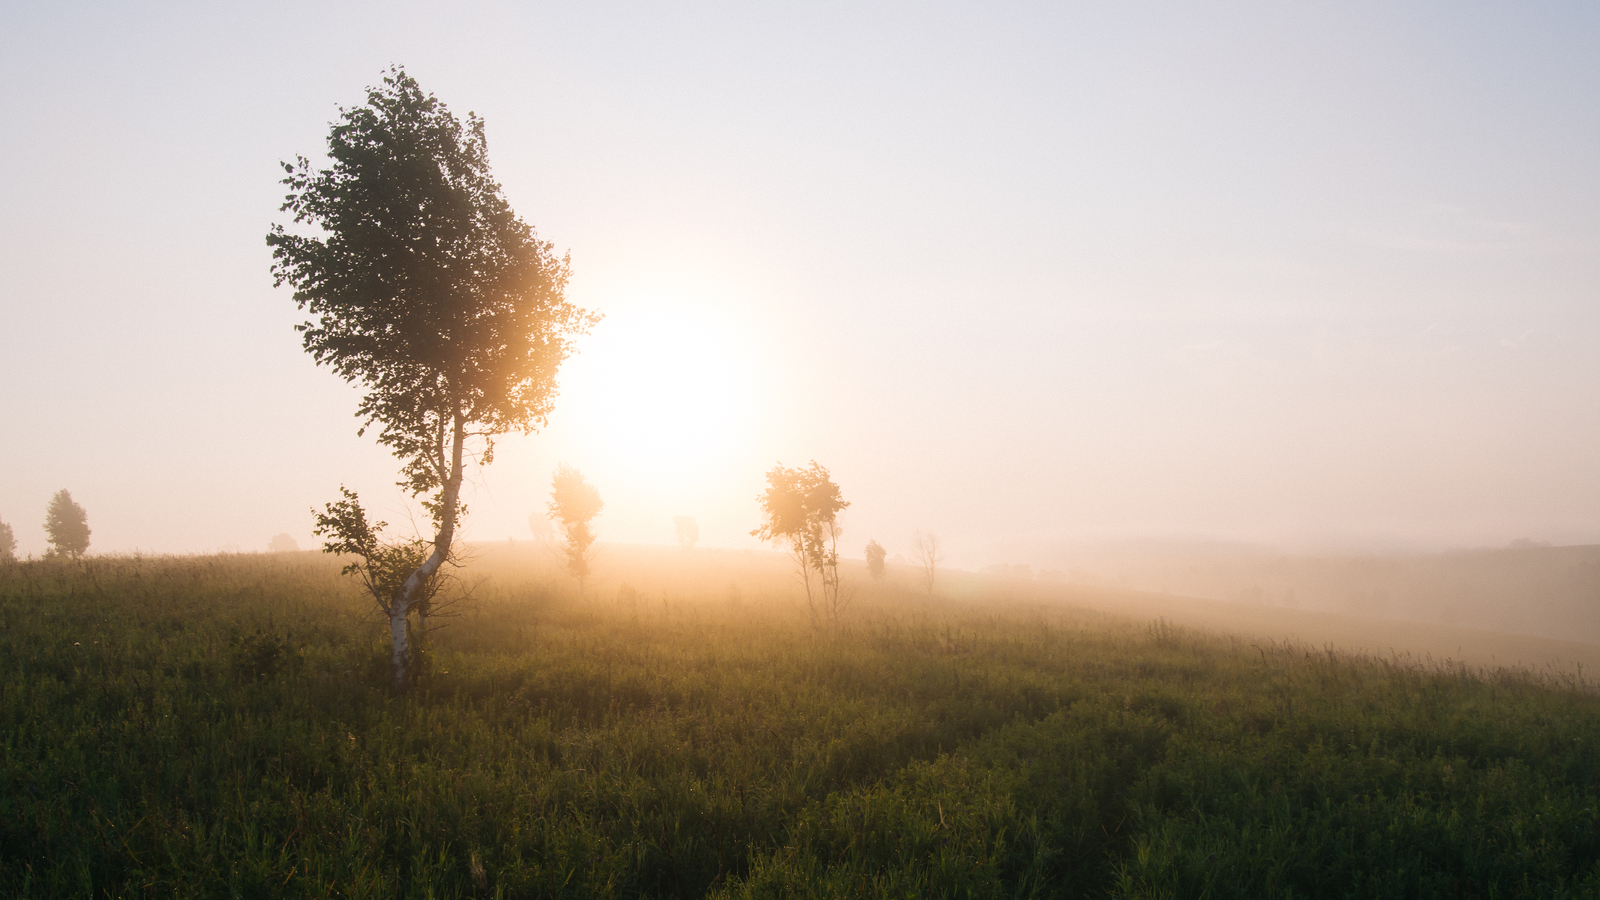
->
[268, 67, 598, 685]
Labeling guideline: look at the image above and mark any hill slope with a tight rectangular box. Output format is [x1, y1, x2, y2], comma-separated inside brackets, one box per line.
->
[3, 550, 1598, 898]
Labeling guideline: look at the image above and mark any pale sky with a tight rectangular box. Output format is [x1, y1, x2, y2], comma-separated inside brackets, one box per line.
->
[3, 2, 1597, 566]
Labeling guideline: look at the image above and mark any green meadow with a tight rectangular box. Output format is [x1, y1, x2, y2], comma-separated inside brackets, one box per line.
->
[3, 547, 1599, 898]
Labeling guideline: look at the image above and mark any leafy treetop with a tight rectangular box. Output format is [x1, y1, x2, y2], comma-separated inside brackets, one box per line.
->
[44, 490, 90, 559]
[267, 67, 597, 503]
[752, 462, 848, 552]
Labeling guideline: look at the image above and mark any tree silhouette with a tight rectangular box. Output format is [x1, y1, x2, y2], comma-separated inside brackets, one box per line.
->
[270, 68, 597, 687]
[912, 530, 941, 594]
[548, 464, 602, 596]
[0, 517, 15, 562]
[44, 490, 90, 559]
[753, 461, 850, 628]
[865, 539, 887, 579]
[674, 515, 699, 549]
[268, 533, 299, 553]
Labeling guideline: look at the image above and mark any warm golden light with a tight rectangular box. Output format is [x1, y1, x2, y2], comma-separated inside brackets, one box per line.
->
[557, 296, 765, 482]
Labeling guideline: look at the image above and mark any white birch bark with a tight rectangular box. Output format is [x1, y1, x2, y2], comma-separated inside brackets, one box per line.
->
[390, 411, 465, 687]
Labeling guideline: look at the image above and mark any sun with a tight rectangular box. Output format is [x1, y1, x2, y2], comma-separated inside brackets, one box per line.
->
[556, 297, 766, 481]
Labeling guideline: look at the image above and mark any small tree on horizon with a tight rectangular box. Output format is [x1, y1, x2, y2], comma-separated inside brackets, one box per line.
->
[268, 533, 300, 553]
[865, 539, 886, 579]
[0, 517, 15, 562]
[45, 490, 90, 559]
[549, 464, 602, 596]
[753, 461, 850, 629]
[527, 512, 555, 544]
[912, 530, 941, 595]
[268, 68, 597, 687]
[674, 515, 699, 550]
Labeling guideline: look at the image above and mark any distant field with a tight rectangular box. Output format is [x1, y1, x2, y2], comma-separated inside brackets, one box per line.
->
[1018, 542, 1600, 647]
[1060, 586, 1600, 679]
[925, 561, 1600, 679]
[572, 543, 1600, 678]
[4, 547, 1599, 898]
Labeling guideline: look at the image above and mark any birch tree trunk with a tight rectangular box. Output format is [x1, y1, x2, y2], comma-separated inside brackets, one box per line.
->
[390, 411, 466, 688]
[388, 603, 412, 688]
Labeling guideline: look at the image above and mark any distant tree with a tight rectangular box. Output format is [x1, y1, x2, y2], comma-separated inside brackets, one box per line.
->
[674, 515, 699, 550]
[527, 512, 555, 543]
[865, 540, 887, 579]
[912, 530, 941, 594]
[269, 68, 597, 687]
[268, 533, 300, 553]
[44, 490, 90, 559]
[753, 461, 850, 628]
[0, 517, 14, 562]
[548, 464, 603, 595]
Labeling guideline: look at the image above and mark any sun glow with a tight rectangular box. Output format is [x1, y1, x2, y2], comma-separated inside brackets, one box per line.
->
[556, 296, 767, 483]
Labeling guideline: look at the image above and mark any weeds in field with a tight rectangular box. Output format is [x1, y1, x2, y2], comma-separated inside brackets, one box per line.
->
[2, 551, 1598, 898]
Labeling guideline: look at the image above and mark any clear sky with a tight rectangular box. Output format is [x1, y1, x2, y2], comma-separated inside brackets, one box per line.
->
[2, 2, 1597, 566]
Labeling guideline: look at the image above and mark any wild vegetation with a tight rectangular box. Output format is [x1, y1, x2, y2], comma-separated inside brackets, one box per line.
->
[4, 547, 1599, 898]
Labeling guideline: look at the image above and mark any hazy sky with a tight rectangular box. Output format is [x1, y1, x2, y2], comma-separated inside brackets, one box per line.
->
[3, 2, 1597, 565]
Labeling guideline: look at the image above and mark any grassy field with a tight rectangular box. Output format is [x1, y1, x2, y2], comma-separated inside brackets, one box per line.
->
[3, 546, 1600, 898]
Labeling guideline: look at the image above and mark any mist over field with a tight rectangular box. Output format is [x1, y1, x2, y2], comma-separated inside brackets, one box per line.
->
[977, 539, 1600, 644]
[4, 6, 1600, 893]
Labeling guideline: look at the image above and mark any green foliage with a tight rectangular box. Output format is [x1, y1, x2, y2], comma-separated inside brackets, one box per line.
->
[226, 627, 290, 681]
[43, 489, 89, 559]
[312, 486, 438, 613]
[267, 66, 595, 497]
[3, 551, 1600, 898]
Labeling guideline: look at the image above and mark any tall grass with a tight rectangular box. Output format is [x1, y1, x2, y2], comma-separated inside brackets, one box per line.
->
[2, 550, 1598, 898]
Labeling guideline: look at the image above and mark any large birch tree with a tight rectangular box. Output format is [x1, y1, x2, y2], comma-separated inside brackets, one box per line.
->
[269, 67, 597, 687]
